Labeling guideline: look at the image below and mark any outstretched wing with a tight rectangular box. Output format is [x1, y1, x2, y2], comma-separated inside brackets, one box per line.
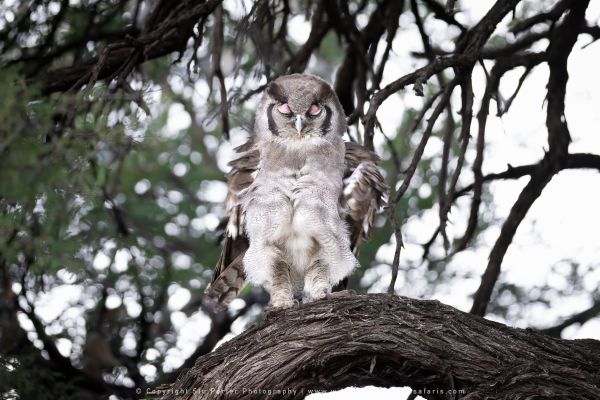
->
[205, 138, 258, 308]
[342, 142, 388, 255]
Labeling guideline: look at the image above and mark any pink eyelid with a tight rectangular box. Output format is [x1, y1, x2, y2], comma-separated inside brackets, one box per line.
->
[277, 103, 291, 114]
[309, 104, 321, 115]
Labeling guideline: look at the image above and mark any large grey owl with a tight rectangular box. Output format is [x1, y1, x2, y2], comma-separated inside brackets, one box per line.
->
[207, 74, 387, 309]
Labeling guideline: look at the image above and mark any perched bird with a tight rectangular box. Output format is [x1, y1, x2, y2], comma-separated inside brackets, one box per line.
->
[207, 74, 387, 309]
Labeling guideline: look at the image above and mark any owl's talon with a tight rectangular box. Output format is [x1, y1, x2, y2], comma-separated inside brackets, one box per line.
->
[304, 287, 330, 303]
[270, 298, 298, 309]
[314, 290, 329, 300]
[327, 289, 355, 298]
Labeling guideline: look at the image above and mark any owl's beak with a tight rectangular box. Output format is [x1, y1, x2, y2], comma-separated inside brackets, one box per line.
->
[295, 115, 303, 133]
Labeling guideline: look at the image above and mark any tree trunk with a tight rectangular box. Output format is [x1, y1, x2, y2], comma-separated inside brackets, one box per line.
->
[157, 294, 600, 400]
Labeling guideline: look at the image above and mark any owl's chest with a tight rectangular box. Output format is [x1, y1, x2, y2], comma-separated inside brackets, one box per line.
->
[259, 158, 342, 200]
[248, 141, 344, 207]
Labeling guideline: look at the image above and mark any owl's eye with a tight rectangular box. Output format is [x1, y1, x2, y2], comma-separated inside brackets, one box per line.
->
[308, 104, 321, 116]
[277, 103, 292, 115]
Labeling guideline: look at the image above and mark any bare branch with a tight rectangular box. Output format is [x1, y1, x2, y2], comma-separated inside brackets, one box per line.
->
[36, 0, 223, 94]
[439, 75, 474, 251]
[470, 0, 591, 317]
[363, 56, 465, 149]
[393, 79, 458, 204]
[212, 4, 230, 139]
[510, 0, 573, 34]
[364, 0, 523, 149]
[422, 0, 466, 32]
[160, 294, 600, 400]
[541, 298, 600, 338]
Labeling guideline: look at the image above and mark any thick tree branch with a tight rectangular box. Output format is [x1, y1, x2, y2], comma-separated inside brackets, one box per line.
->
[469, 157, 554, 317]
[160, 294, 600, 400]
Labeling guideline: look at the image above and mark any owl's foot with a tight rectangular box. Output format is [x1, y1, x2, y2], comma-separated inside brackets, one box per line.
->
[271, 259, 296, 309]
[269, 298, 299, 309]
[304, 259, 331, 302]
[327, 289, 356, 298]
[304, 286, 331, 303]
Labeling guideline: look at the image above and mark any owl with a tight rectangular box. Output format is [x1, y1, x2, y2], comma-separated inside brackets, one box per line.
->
[207, 74, 387, 309]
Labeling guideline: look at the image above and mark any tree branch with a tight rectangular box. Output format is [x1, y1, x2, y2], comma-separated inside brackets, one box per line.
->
[454, 152, 600, 200]
[470, 0, 591, 317]
[159, 294, 600, 400]
[363, 0, 522, 149]
[35, 0, 223, 94]
[541, 298, 600, 338]
[469, 157, 554, 317]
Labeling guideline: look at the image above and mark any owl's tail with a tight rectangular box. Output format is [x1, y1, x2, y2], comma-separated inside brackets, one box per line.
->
[205, 235, 248, 312]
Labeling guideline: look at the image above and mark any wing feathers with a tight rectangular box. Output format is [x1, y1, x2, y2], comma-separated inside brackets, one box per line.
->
[342, 143, 388, 255]
[206, 138, 257, 308]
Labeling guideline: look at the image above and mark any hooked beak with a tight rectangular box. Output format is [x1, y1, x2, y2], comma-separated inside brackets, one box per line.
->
[295, 115, 303, 133]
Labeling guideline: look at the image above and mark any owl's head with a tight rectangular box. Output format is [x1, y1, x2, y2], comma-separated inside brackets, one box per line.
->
[255, 74, 346, 143]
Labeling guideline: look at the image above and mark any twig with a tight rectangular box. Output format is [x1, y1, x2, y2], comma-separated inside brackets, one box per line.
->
[541, 298, 600, 337]
[496, 65, 533, 116]
[393, 79, 458, 204]
[363, 56, 465, 149]
[439, 75, 474, 251]
[422, 0, 466, 32]
[510, 0, 572, 34]
[445, 0, 456, 15]
[212, 5, 230, 139]
[453, 153, 600, 201]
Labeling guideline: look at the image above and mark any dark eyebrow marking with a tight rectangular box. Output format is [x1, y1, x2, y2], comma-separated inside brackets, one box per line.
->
[321, 104, 332, 133]
[266, 82, 287, 103]
[267, 103, 279, 136]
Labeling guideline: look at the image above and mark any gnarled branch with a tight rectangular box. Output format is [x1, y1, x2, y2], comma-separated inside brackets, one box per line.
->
[159, 294, 600, 400]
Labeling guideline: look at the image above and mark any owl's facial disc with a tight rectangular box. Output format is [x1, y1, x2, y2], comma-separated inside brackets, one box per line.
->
[265, 77, 339, 139]
[274, 101, 325, 135]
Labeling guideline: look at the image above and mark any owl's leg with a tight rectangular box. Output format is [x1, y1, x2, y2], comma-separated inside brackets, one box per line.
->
[304, 259, 331, 302]
[271, 260, 295, 308]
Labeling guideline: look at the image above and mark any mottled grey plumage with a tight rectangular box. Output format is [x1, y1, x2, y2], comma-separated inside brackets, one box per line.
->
[207, 74, 387, 309]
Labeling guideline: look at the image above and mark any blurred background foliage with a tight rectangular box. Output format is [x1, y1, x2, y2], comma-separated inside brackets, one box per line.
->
[0, 0, 599, 399]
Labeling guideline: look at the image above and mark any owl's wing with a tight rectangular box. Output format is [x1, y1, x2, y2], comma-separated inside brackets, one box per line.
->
[206, 138, 258, 309]
[343, 142, 389, 255]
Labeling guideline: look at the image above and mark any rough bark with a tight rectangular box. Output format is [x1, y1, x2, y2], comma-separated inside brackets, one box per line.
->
[158, 294, 600, 400]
